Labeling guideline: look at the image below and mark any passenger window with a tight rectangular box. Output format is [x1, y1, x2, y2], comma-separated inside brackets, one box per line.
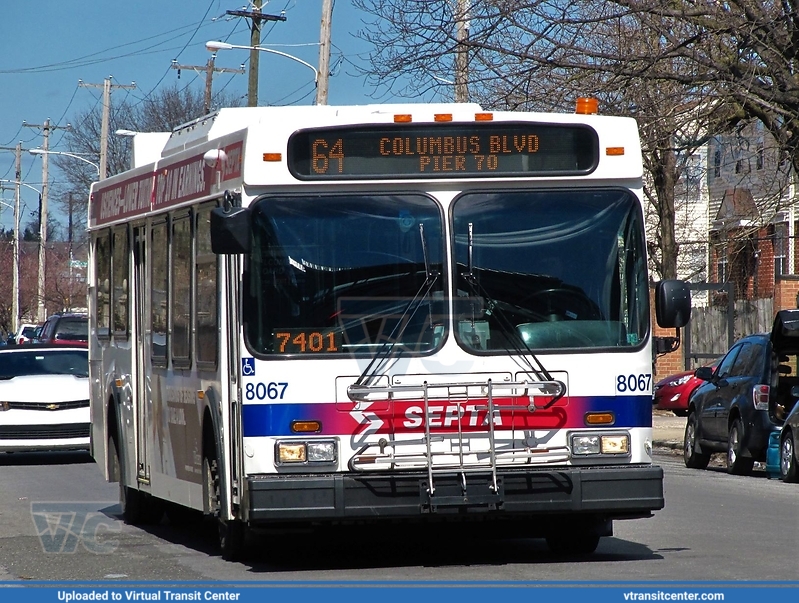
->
[730, 342, 762, 377]
[716, 346, 741, 379]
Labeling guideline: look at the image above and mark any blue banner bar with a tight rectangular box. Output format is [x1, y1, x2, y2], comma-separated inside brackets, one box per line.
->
[0, 583, 797, 603]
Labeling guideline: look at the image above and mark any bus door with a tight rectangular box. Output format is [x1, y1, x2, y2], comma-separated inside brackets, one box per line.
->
[133, 225, 150, 482]
[226, 254, 242, 498]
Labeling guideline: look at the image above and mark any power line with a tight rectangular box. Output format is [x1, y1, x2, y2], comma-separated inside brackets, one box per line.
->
[171, 58, 245, 114]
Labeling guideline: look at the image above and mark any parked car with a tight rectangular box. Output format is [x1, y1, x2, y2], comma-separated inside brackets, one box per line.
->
[36, 312, 88, 346]
[654, 357, 722, 417]
[683, 310, 799, 475]
[0, 343, 90, 452]
[11, 322, 39, 345]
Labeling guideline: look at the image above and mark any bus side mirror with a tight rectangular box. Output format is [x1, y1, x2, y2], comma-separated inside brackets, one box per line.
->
[655, 279, 691, 328]
[210, 206, 251, 254]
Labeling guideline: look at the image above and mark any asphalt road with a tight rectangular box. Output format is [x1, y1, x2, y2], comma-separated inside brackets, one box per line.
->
[1, 441, 797, 582]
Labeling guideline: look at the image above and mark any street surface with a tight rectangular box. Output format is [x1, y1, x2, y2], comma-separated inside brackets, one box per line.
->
[0, 444, 796, 583]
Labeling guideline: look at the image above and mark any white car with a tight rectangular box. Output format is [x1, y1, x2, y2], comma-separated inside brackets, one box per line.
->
[0, 344, 90, 452]
[12, 323, 39, 344]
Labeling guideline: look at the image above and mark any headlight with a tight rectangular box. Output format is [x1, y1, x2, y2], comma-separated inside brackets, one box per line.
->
[275, 439, 337, 465]
[667, 375, 692, 387]
[570, 432, 630, 456]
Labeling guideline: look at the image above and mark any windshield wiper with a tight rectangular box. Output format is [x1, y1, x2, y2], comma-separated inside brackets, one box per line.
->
[460, 222, 565, 408]
[348, 223, 439, 399]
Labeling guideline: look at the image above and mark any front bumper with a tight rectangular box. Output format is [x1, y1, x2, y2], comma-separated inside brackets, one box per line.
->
[246, 464, 664, 523]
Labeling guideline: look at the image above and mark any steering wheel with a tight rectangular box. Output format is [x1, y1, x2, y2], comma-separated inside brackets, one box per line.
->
[521, 287, 597, 320]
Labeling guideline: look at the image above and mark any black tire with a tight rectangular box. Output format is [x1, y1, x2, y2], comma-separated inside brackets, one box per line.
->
[109, 434, 163, 525]
[683, 412, 710, 469]
[780, 430, 799, 483]
[203, 452, 246, 561]
[727, 418, 755, 475]
[545, 532, 600, 555]
[673, 409, 688, 417]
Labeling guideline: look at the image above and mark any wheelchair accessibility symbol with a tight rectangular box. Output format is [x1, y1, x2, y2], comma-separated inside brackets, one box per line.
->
[242, 358, 255, 376]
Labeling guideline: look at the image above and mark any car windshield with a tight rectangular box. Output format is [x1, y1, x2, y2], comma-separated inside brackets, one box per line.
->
[0, 349, 89, 379]
[55, 318, 88, 341]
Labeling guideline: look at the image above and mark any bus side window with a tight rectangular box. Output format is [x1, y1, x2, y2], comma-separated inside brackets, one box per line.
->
[95, 232, 111, 338]
[196, 205, 218, 367]
[151, 219, 168, 363]
[171, 213, 192, 367]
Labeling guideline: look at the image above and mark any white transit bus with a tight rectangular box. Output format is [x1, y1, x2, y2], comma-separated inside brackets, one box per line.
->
[88, 100, 690, 560]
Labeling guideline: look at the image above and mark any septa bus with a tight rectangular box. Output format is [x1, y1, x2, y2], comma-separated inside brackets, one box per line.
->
[87, 100, 690, 560]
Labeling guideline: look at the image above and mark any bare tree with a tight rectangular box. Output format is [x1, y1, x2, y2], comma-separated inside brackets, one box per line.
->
[50, 84, 243, 243]
[353, 0, 794, 282]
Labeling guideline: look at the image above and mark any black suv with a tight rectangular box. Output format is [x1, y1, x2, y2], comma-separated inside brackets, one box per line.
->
[684, 310, 799, 475]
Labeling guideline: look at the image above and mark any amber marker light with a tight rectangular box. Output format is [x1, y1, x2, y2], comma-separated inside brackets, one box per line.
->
[474, 113, 493, 121]
[434, 114, 453, 122]
[262, 153, 282, 162]
[291, 420, 321, 433]
[394, 114, 412, 123]
[585, 412, 615, 425]
[575, 97, 599, 115]
[606, 147, 625, 156]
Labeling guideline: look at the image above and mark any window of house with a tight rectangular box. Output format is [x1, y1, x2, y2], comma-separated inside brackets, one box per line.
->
[775, 222, 788, 278]
[756, 141, 764, 170]
[717, 244, 729, 283]
[713, 146, 721, 178]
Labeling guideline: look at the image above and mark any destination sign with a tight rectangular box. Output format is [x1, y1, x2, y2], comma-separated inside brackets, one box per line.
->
[287, 122, 598, 179]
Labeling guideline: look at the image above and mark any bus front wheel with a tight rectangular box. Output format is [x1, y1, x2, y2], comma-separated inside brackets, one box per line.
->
[203, 452, 246, 561]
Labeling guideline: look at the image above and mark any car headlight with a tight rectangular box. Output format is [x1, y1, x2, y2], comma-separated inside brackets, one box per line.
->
[667, 375, 692, 387]
[570, 432, 630, 456]
[275, 439, 338, 465]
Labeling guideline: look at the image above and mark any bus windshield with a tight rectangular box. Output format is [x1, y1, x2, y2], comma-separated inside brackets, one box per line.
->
[452, 188, 649, 351]
[244, 193, 446, 356]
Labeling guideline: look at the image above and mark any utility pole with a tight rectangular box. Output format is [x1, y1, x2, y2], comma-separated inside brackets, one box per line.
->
[316, 0, 333, 105]
[79, 77, 136, 179]
[0, 144, 23, 333]
[171, 58, 244, 115]
[227, 1, 286, 106]
[454, 0, 470, 102]
[24, 119, 69, 323]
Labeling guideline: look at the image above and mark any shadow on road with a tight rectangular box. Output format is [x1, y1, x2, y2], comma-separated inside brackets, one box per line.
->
[0, 450, 93, 466]
[123, 516, 663, 571]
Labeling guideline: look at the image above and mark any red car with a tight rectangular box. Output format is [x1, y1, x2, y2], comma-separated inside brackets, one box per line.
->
[654, 358, 721, 417]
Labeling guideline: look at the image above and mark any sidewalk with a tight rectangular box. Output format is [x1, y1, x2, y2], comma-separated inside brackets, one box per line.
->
[652, 408, 686, 450]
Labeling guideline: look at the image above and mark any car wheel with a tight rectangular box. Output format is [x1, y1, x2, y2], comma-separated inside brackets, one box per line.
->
[673, 409, 688, 417]
[780, 430, 799, 483]
[727, 418, 755, 476]
[684, 412, 710, 469]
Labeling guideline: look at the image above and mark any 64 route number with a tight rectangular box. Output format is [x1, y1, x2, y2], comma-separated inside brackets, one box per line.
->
[245, 382, 288, 400]
[616, 374, 651, 393]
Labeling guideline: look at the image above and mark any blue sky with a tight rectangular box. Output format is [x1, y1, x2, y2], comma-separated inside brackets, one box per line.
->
[0, 0, 398, 232]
